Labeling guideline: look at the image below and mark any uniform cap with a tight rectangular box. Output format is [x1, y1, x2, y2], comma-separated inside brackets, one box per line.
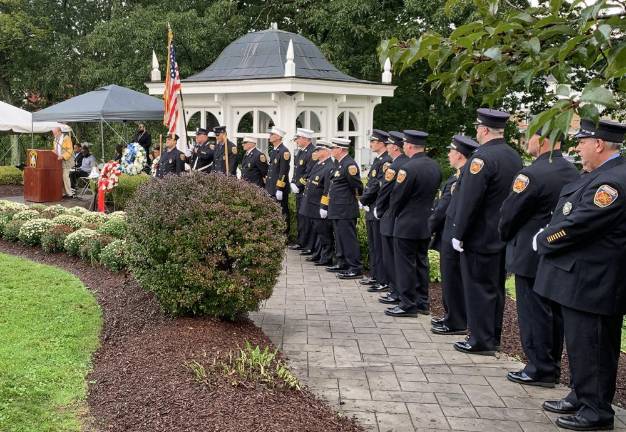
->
[196, 128, 208, 136]
[330, 137, 351, 148]
[369, 129, 390, 142]
[402, 130, 428, 146]
[387, 131, 404, 147]
[296, 128, 314, 139]
[269, 126, 286, 137]
[574, 118, 626, 142]
[207, 131, 216, 138]
[213, 125, 227, 134]
[449, 135, 478, 157]
[475, 108, 510, 129]
[315, 139, 332, 150]
[242, 136, 257, 145]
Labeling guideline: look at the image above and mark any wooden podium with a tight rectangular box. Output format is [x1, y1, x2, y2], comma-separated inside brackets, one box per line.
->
[24, 150, 63, 203]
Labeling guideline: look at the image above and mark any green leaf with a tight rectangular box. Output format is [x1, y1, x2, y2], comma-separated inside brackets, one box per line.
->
[526, 37, 541, 54]
[558, 35, 587, 61]
[484, 46, 502, 60]
[605, 43, 626, 79]
[533, 16, 565, 29]
[578, 104, 600, 124]
[450, 22, 485, 40]
[555, 84, 570, 97]
[511, 11, 534, 24]
[597, 24, 612, 43]
[527, 108, 559, 139]
[552, 110, 574, 140]
[550, 0, 564, 14]
[580, 82, 616, 107]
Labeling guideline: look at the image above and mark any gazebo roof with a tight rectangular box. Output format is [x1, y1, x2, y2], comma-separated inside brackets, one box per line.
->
[185, 29, 371, 84]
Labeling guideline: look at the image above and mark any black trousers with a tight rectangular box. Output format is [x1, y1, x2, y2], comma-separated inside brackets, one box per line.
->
[440, 241, 466, 330]
[562, 306, 622, 424]
[70, 170, 89, 189]
[515, 275, 563, 381]
[332, 219, 361, 273]
[295, 195, 313, 249]
[278, 194, 290, 236]
[393, 237, 430, 313]
[381, 235, 396, 297]
[366, 219, 384, 283]
[460, 250, 505, 350]
[312, 219, 333, 263]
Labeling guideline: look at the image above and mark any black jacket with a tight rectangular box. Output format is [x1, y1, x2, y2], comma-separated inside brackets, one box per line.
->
[265, 143, 291, 196]
[328, 154, 363, 220]
[190, 142, 214, 172]
[241, 147, 269, 188]
[156, 147, 185, 178]
[360, 151, 392, 221]
[213, 139, 237, 175]
[300, 159, 334, 219]
[292, 144, 315, 191]
[376, 154, 409, 237]
[429, 173, 458, 251]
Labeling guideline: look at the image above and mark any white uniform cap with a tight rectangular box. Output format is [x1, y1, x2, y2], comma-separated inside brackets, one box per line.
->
[330, 137, 351, 148]
[268, 126, 286, 137]
[242, 136, 257, 145]
[315, 138, 332, 149]
[296, 128, 314, 139]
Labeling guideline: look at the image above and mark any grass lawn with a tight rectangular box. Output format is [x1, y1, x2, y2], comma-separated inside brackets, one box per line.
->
[0, 253, 101, 431]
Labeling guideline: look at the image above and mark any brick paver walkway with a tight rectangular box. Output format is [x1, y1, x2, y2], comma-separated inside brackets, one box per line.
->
[251, 250, 626, 431]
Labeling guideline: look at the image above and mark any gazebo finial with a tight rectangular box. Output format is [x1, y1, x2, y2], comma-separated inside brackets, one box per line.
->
[151, 50, 161, 82]
[382, 58, 392, 84]
[270, 22, 278, 30]
[284, 39, 295, 77]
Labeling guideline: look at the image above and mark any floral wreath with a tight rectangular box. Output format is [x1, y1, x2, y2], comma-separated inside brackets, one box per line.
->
[97, 161, 122, 212]
[150, 156, 160, 177]
[121, 142, 147, 175]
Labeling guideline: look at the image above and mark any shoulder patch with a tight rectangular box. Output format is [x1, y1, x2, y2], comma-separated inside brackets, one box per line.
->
[179, 153, 186, 161]
[348, 165, 358, 176]
[311, 153, 319, 161]
[594, 184, 618, 208]
[513, 174, 530, 193]
[231, 146, 237, 155]
[210, 144, 215, 150]
[299, 159, 304, 166]
[469, 158, 484, 174]
[396, 169, 407, 183]
[260, 154, 267, 163]
[382, 162, 391, 172]
[284, 151, 291, 161]
[334, 170, 340, 177]
[384, 168, 396, 182]
[371, 169, 377, 177]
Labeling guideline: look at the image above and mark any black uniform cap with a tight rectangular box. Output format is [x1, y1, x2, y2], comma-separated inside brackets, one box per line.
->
[574, 118, 626, 143]
[369, 129, 390, 142]
[402, 130, 428, 146]
[449, 135, 478, 157]
[475, 108, 510, 129]
[386, 131, 404, 147]
[213, 125, 227, 134]
[196, 128, 208, 135]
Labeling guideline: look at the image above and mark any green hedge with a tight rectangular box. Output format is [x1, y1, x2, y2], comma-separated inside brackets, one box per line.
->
[0, 166, 23, 185]
[111, 174, 150, 210]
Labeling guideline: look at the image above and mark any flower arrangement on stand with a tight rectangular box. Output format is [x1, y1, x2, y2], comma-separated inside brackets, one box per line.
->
[97, 162, 122, 213]
[121, 143, 147, 176]
[150, 156, 160, 177]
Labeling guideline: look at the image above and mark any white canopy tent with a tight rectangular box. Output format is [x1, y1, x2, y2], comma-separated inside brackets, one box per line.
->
[0, 101, 71, 133]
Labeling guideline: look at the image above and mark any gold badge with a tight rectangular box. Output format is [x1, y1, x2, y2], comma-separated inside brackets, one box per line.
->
[260, 154, 267, 163]
[284, 151, 291, 161]
[312, 153, 319, 161]
[274, 158, 278, 163]
[315, 176, 319, 181]
[594, 184, 618, 208]
[562, 202, 572, 215]
[469, 158, 484, 174]
[231, 146, 237, 154]
[334, 170, 340, 177]
[348, 165, 358, 176]
[247, 163, 251, 168]
[179, 154, 186, 161]
[451, 182, 457, 194]
[382, 162, 391, 172]
[299, 159, 304, 166]
[384, 168, 396, 182]
[371, 169, 377, 177]
[513, 174, 530, 193]
[396, 169, 407, 183]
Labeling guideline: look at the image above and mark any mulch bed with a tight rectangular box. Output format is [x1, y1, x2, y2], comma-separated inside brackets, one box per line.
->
[0, 184, 23, 197]
[429, 282, 626, 408]
[0, 240, 363, 432]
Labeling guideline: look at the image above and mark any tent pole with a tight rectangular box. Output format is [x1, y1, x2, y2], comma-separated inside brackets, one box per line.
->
[100, 120, 104, 162]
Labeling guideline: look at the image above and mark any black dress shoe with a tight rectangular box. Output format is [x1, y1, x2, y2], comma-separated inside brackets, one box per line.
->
[367, 284, 388, 293]
[431, 317, 445, 326]
[453, 341, 495, 356]
[555, 414, 613, 431]
[506, 370, 554, 388]
[416, 307, 430, 316]
[299, 250, 313, 256]
[288, 244, 302, 250]
[315, 261, 332, 266]
[305, 255, 320, 262]
[326, 265, 347, 273]
[384, 306, 417, 318]
[359, 277, 377, 286]
[337, 271, 363, 280]
[431, 324, 467, 335]
[378, 294, 399, 305]
[543, 399, 580, 414]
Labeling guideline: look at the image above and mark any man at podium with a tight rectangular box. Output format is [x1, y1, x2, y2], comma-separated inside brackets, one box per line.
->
[52, 127, 73, 198]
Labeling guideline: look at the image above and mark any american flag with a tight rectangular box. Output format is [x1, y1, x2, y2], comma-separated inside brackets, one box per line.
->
[163, 26, 181, 134]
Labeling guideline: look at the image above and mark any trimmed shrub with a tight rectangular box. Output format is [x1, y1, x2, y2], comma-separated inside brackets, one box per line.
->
[13, 209, 39, 222]
[0, 214, 11, 236]
[79, 234, 114, 264]
[126, 172, 286, 319]
[18, 218, 54, 246]
[3, 219, 26, 242]
[112, 174, 150, 210]
[64, 228, 98, 256]
[64, 206, 88, 217]
[100, 239, 127, 272]
[0, 166, 23, 185]
[0, 200, 28, 212]
[52, 214, 84, 230]
[82, 212, 109, 225]
[98, 217, 128, 239]
[40, 205, 67, 219]
[29, 203, 47, 212]
[109, 210, 127, 220]
[41, 225, 75, 253]
[428, 250, 441, 283]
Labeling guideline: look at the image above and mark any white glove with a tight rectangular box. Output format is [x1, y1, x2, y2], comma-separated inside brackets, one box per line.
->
[532, 228, 545, 252]
[358, 201, 364, 210]
[363, 205, 370, 212]
[373, 208, 379, 219]
[276, 190, 283, 201]
[320, 209, 328, 219]
[290, 183, 300, 194]
[452, 238, 464, 253]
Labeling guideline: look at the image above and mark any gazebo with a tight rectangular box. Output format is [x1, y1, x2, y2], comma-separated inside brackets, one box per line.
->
[145, 24, 395, 167]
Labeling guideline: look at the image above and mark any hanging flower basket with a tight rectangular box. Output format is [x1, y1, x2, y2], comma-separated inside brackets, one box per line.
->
[121, 142, 147, 175]
[97, 162, 122, 212]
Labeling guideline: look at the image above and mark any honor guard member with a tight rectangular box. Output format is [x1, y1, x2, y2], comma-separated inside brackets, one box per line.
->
[325, 137, 364, 279]
[374, 131, 409, 302]
[533, 119, 626, 431]
[265, 127, 291, 235]
[359, 129, 391, 288]
[430, 135, 477, 334]
[383, 130, 441, 317]
[156, 133, 186, 178]
[289, 128, 317, 254]
[499, 126, 578, 388]
[190, 128, 215, 173]
[240, 136, 269, 188]
[301, 140, 335, 266]
[213, 125, 238, 175]
[452, 108, 523, 355]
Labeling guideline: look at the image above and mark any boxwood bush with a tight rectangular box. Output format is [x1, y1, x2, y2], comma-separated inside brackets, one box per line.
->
[18, 218, 54, 246]
[64, 228, 98, 256]
[99, 239, 127, 272]
[52, 214, 84, 230]
[3, 219, 26, 242]
[112, 174, 150, 210]
[41, 225, 75, 253]
[0, 166, 23, 185]
[97, 217, 128, 239]
[126, 172, 286, 319]
[40, 205, 67, 219]
[13, 209, 39, 222]
[79, 234, 114, 264]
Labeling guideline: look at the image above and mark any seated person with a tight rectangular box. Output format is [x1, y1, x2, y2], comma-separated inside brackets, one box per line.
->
[72, 143, 83, 171]
[70, 145, 97, 189]
[113, 144, 125, 162]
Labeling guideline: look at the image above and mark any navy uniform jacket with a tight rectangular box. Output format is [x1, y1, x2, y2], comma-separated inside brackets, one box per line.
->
[429, 173, 458, 251]
[376, 154, 409, 237]
[241, 147, 269, 188]
[156, 147, 185, 178]
[534, 156, 626, 315]
[360, 152, 392, 221]
[265, 143, 291, 196]
[328, 154, 363, 220]
[389, 153, 442, 240]
[499, 151, 579, 278]
[453, 138, 523, 253]
[213, 139, 238, 175]
[292, 144, 315, 191]
[190, 142, 214, 172]
[301, 159, 334, 219]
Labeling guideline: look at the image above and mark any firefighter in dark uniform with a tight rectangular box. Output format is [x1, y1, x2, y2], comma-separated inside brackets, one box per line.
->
[240, 136, 269, 188]
[430, 135, 477, 334]
[375, 132, 409, 304]
[190, 128, 215, 173]
[533, 119, 626, 431]
[383, 130, 441, 317]
[452, 108, 523, 355]
[301, 140, 335, 266]
[499, 126, 579, 388]
[359, 129, 392, 289]
[325, 137, 364, 279]
[289, 128, 316, 253]
[156, 133, 186, 178]
[265, 126, 291, 235]
[213, 125, 238, 175]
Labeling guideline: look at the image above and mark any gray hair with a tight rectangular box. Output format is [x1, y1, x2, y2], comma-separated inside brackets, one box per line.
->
[603, 140, 622, 150]
[485, 127, 505, 136]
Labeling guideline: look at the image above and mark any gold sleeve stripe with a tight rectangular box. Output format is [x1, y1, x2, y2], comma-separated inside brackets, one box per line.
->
[320, 195, 329, 205]
[547, 229, 567, 243]
[299, 178, 307, 185]
[276, 180, 286, 187]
